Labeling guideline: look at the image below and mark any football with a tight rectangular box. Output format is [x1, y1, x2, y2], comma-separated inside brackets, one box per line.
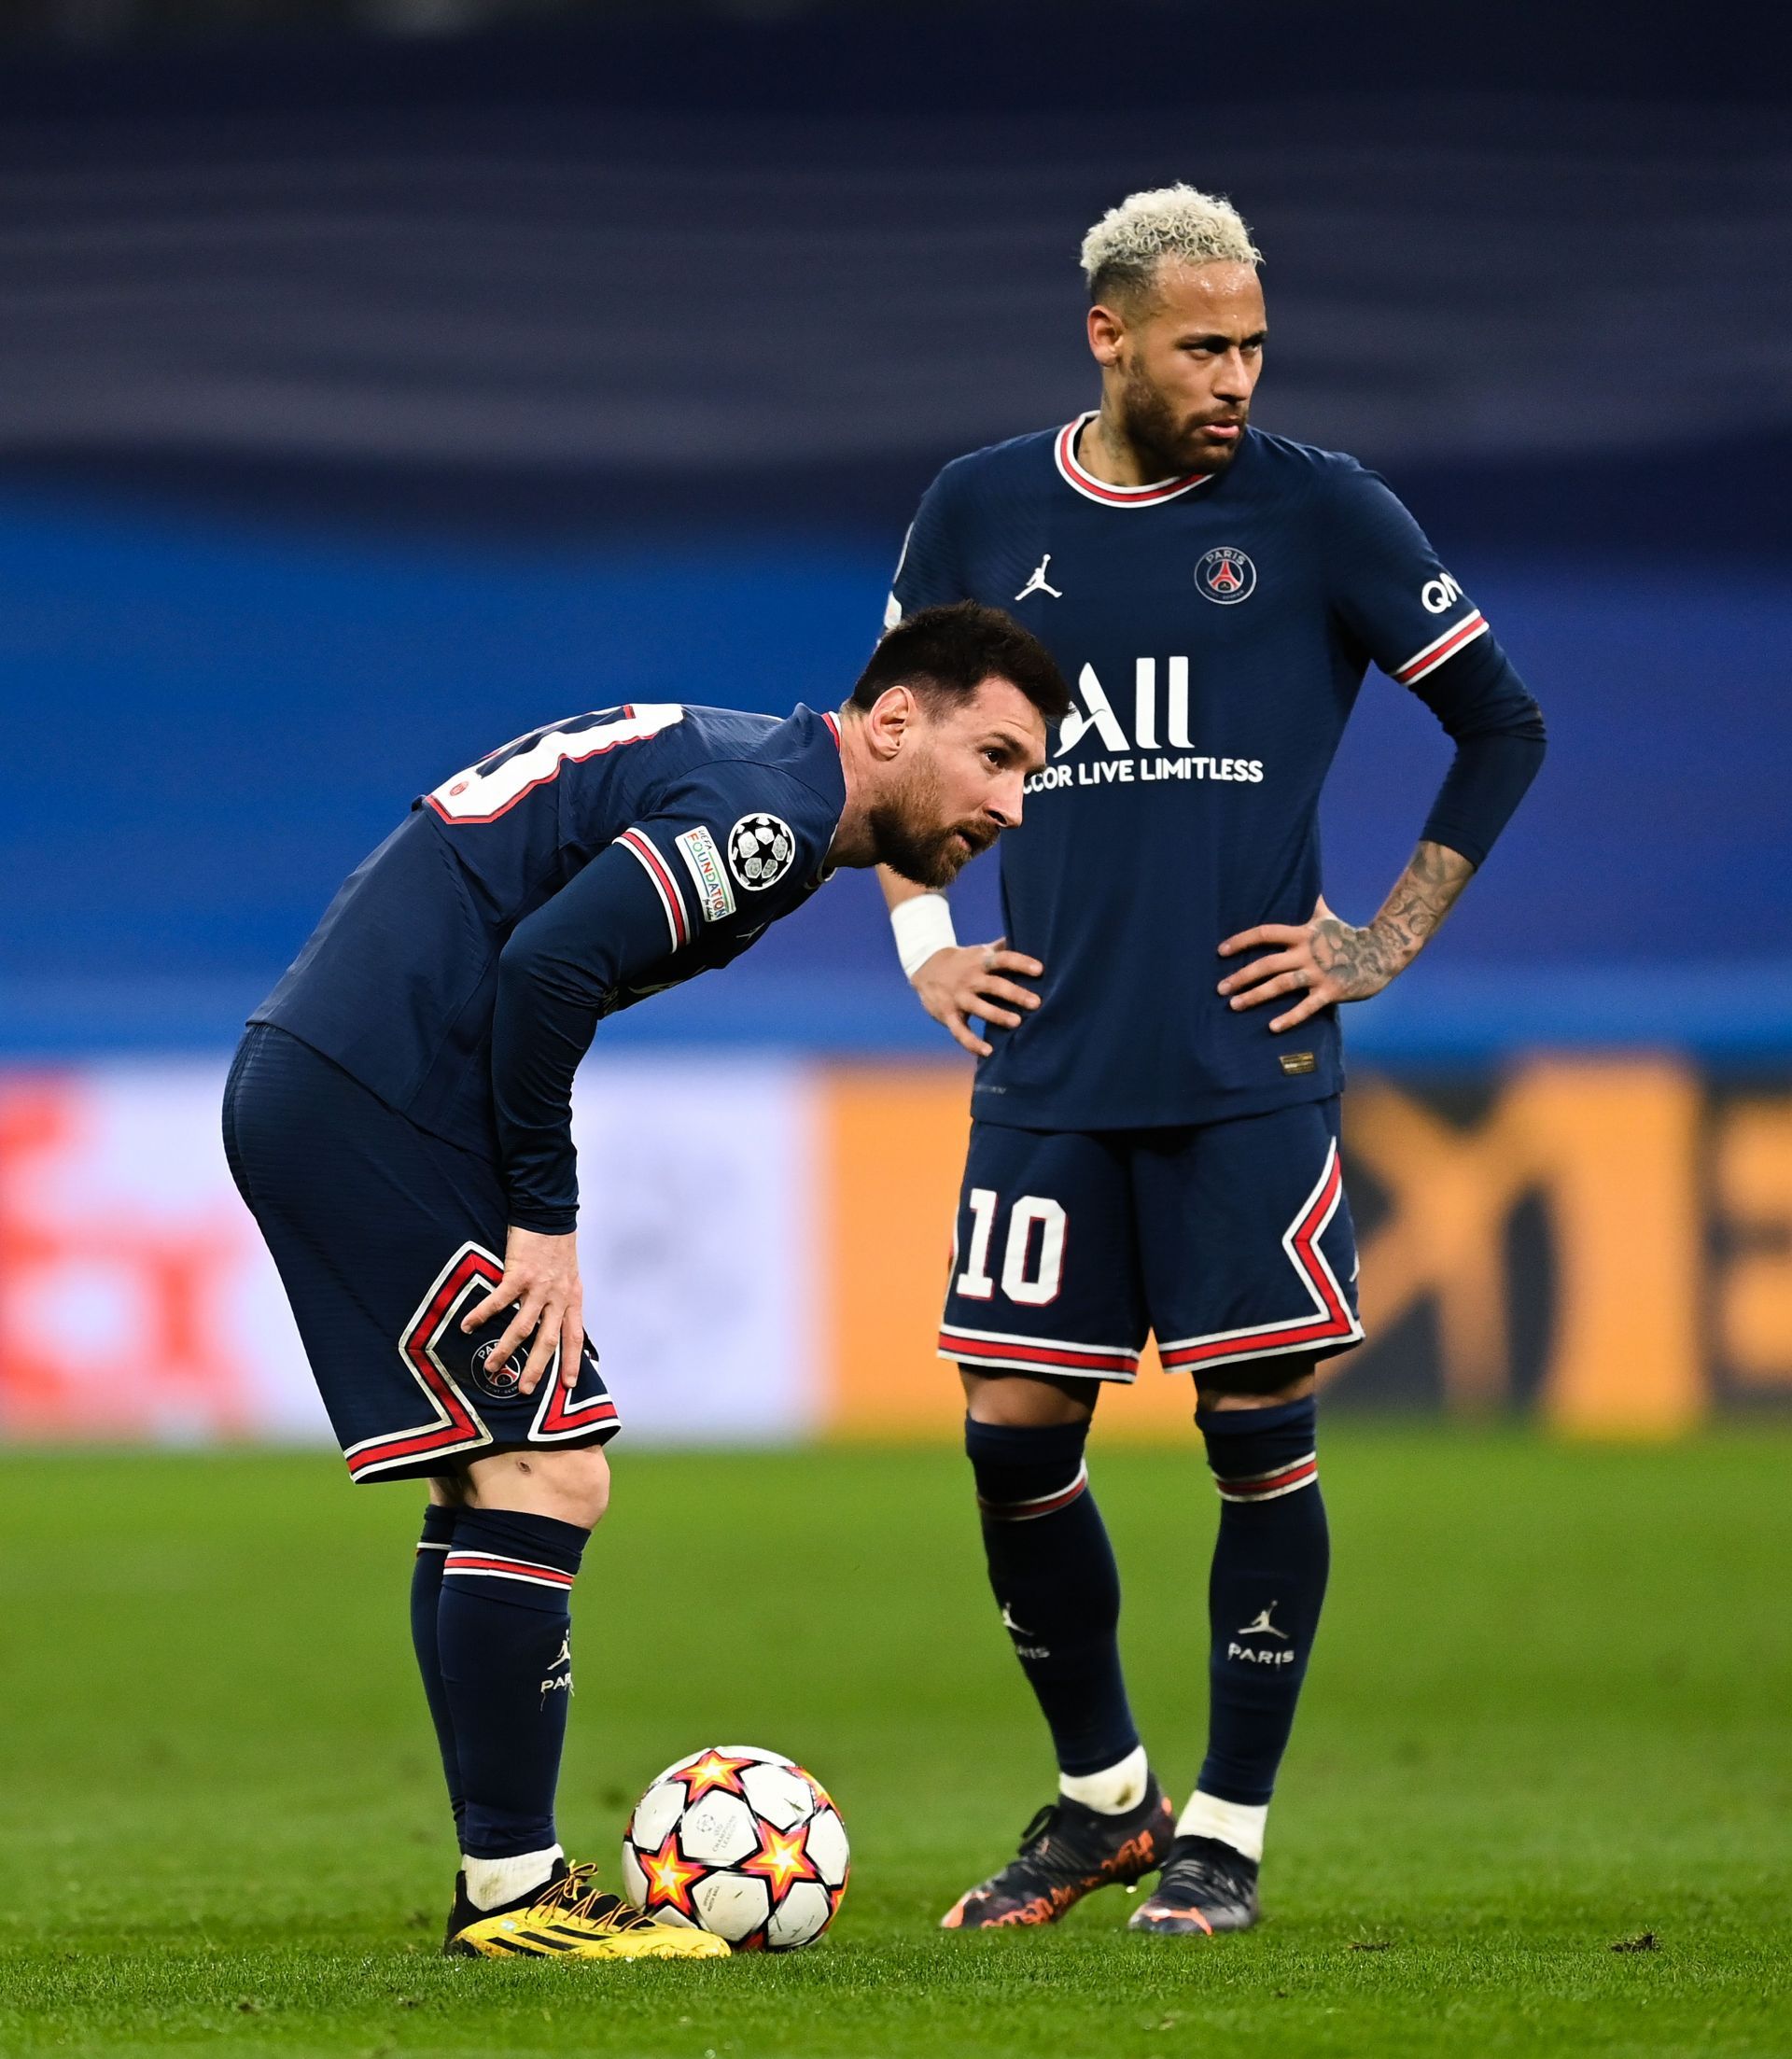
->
[621, 1744, 849, 1951]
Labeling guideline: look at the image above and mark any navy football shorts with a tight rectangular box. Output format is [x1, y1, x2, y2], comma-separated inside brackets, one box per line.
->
[939, 1100, 1363, 1391]
[222, 1024, 619, 1484]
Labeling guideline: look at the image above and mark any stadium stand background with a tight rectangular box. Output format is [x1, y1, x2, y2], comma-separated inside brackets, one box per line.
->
[4, 0, 1788, 1441]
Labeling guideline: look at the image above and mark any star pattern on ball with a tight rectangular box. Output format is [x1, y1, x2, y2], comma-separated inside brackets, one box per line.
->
[636, 1830, 705, 1919]
[678, 1748, 756, 1802]
[741, 1819, 820, 1901]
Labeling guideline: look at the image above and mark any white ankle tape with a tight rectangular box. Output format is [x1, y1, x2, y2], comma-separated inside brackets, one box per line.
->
[1059, 1744, 1150, 1815]
[1176, 1791, 1267, 1863]
[462, 1844, 562, 1912]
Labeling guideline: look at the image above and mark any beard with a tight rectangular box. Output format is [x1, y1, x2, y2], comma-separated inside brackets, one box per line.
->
[869, 758, 996, 888]
[1118, 357, 1246, 477]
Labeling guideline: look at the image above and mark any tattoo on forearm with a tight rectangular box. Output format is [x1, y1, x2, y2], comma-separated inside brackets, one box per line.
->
[1311, 842, 1474, 999]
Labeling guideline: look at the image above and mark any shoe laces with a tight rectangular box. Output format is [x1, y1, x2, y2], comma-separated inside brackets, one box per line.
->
[532, 1861, 655, 1931]
[1006, 1803, 1099, 1888]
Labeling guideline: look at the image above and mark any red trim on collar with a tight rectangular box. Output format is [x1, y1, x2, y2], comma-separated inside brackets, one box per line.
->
[821, 710, 841, 748]
[1054, 413, 1211, 508]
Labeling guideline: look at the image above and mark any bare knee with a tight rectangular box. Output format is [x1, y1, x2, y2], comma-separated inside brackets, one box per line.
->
[459, 1445, 611, 1529]
[961, 1369, 1095, 1429]
[1194, 1356, 1318, 1414]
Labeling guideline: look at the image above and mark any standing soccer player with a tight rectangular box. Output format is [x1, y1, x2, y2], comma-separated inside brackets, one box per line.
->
[882, 188, 1546, 1934]
[223, 606, 1067, 1959]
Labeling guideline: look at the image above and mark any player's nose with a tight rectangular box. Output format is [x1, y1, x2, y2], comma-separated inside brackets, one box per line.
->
[1214, 346, 1254, 399]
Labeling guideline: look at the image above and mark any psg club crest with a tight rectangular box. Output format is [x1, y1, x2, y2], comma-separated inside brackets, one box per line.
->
[1197, 547, 1256, 605]
[469, 1338, 525, 1402]
[728, 814, 795, 891]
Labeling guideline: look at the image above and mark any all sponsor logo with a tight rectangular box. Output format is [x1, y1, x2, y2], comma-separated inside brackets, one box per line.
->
[1038, 656, 1268, 780]
[675, 824, 736, 923]
[1027, 753, 1263, 794]
[1197, 547, 1256, 605]
[728, 814, 796, 891]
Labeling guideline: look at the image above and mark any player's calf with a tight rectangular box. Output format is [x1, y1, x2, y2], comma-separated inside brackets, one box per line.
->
[964, 1411, 1141, 1787]
[412, 1447, 614, 1906]
[427, 1491, 596, 1917]
[945, 1408, 1173, 1927]
[1168, 1389, 1328, 1910]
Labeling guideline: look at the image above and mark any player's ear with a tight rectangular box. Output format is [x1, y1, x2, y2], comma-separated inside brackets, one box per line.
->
[1087, 301, 1125, 365]
[865, 683, 916, 760]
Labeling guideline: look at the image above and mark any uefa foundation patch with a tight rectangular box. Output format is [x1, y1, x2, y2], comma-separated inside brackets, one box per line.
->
[676, 825, 736, 922]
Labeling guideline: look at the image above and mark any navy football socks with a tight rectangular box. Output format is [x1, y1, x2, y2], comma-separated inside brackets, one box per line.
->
[1194, 1396, 1329, 1810]
[409, 1504, 465, 1843]
[435, 1506, 588, 1861]
[964, 1416, 1140, 1778]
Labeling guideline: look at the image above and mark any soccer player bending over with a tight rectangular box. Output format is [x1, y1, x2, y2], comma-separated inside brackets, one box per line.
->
[223, 605, 1068, 1959]
[881, 187, 1546, 1935]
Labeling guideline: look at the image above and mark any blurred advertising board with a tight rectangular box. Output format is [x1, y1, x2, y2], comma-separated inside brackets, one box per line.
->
[1, 1055, 1786, 1449]
[0, 1058, 819, 1451]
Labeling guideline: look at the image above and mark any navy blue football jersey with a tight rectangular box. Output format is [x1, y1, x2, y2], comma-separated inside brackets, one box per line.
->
[889, 416, 1538, 1132]
[254, 703, 844, 1226]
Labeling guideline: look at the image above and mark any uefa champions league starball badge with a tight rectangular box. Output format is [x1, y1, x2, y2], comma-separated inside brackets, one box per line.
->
[727, 815, 795, 890]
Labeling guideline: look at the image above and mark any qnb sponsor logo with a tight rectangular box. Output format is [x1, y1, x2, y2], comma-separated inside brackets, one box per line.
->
[1045, 659, 1265, 785]
[1422, 571, 1464, 615]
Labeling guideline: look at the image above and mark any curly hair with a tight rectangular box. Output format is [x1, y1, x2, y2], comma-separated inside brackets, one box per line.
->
[1081, 184, 1261, 306]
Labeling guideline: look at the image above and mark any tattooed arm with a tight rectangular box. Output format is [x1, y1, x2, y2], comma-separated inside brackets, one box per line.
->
[1215, 840, 1476, 1036]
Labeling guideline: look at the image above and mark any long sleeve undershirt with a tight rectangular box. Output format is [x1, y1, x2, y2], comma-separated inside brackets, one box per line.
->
[1404, 631, 1547, 868]
[490, 843, 673, 1234]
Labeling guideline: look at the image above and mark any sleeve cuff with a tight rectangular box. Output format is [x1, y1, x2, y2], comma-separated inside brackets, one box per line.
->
[614, 827, 693, 953]
[505, 1202, 579, 1237]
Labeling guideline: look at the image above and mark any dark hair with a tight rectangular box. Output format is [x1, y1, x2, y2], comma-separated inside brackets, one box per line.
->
[850, 600, 1072, 724]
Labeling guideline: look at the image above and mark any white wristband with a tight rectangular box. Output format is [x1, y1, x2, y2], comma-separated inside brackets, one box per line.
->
[890, 892, 959, 980]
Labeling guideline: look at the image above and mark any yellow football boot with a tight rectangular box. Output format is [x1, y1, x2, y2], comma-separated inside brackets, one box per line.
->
[445, 1859, 729, 1960]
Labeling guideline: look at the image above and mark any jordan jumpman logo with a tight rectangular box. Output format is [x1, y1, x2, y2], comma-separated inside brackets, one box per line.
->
[1237, 1602, 1291, 1640]
[1015, 554, 1063, 601]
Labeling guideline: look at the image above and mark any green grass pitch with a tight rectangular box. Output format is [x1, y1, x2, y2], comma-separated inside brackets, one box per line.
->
[1, 1430, 1787, 2057]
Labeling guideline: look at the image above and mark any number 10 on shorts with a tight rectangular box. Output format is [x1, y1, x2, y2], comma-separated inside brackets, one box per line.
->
[955, 1190, 1067, 1307]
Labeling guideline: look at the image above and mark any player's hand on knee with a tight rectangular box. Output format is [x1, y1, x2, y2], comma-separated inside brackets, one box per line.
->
[1218, 893, 1394, 1032]
[461, 1226, 586, 1396]
[911, 939, 1043, 1058]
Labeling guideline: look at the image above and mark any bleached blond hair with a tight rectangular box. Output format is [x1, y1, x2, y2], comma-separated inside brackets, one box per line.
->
[1080, 185, 1261, 304]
